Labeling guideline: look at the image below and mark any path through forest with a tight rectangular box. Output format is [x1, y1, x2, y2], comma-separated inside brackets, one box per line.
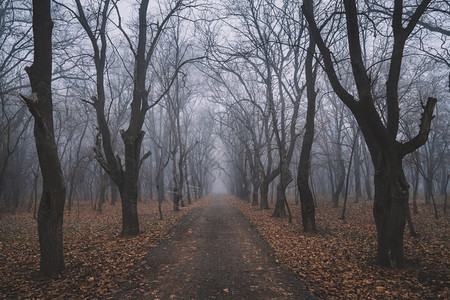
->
[137, 195, 316, 299]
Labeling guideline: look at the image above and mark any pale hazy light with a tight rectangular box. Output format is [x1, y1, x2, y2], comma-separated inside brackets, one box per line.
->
[211, 176, 227, 194]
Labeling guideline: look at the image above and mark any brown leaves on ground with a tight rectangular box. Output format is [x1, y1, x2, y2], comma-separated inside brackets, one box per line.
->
[229, 196, 449, 299]
[0, 196, 210, 299]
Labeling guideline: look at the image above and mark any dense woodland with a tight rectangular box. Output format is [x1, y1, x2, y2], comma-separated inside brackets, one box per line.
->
[0, 0, 449, 293]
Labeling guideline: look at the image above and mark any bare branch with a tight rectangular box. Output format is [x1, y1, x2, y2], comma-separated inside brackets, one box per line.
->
[400, 97, 437, 156]
[140, 151, 151, 166]
[148, 56, 206, 110]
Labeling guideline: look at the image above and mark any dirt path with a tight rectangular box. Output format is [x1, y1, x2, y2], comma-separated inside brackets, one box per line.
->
[143, 195, 316, 299]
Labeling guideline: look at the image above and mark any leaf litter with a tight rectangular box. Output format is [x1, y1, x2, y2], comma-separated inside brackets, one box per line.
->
[0, 196, 210, 299]
[229, 195, 449, 299]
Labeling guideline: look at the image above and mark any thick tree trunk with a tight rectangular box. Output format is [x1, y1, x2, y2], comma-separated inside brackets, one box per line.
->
[298, 173, 316, 231]
[119, 183, 139, 236]
[272, 183, 286, 217]
[23, 0, 66, 278]
[259, 181, 269, 210]
[118, 133, 142, 236]
[373, 155, 408, 268]
[37, 184, 66, 277]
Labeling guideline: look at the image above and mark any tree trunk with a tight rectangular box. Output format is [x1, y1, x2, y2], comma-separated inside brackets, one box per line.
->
[298, 19, 317, 232]
[118, 133, 141, 236]
[272, 157, 292, 217]
[251, 179, 259, 206]
[259, 180, 269, 209]
[439, 163, 448, 195]
[444, 173, 448, 213]
[149, 164, 154, 201]
[302, 0, 436, 269]
[67, 172, 76, 212]
[363, 146, 373, 200]
[173, 188, 181, 211]
[157, 170, 165, 218]
[97, 172, 107, 214]
[373, 155, 408, 268]
[298, 168, 316, 231]
[412, 165, 419, 214]
[119, 181, 139, 236]
[23, 0, 66, 277]
[186, 176, 192, 205]
[424, 177, 432, 204]
[272, 183, 286, 217]
[332, 156, 345, 207]
[239, 179, 250, 202]
[406, 204, 417, 237]
[341, 131, 359, 221]
[354, 138, 362, 203]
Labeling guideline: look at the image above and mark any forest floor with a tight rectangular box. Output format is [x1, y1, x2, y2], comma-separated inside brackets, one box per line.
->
[1, 194, 448, 299]
[0, 196, 210, 299]
[1, 194, 315, 299]
[134, 194, 315, 299]
[230, 195, 449, 299]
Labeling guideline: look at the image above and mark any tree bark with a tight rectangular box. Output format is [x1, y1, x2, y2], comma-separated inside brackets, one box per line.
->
[332, 141, 345, 207]
[259, 180, 269, 209]
[272, 155, 292, 218]
[372, 153, 409, 267]
[23, 0, 66, 277]
[298, 13, 317, 232]
[118, 130, 145, 235]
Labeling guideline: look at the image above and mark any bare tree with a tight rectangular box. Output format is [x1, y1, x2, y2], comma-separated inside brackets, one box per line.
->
[297, 0, 317, 232]
[303, 0, 437, 267]
[20, 0, 66, 277]
[58, 0, 192, 235]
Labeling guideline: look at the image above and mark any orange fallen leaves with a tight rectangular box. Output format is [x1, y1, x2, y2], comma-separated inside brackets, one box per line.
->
[0, 196, 210, 299]
[229, 195, 449, 299]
